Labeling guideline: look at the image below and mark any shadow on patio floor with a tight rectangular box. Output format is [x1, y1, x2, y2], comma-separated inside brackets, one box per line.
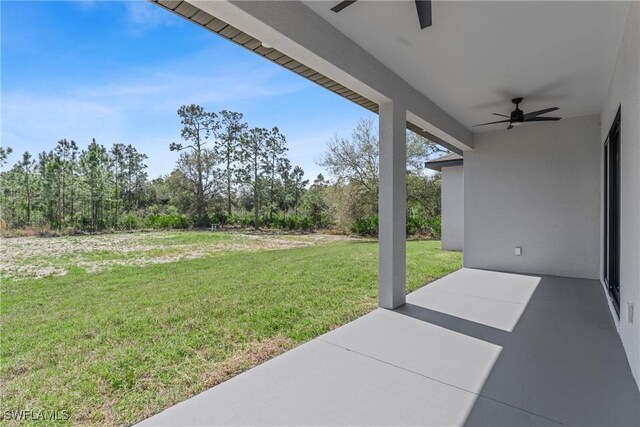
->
[139, 269, 640, 426]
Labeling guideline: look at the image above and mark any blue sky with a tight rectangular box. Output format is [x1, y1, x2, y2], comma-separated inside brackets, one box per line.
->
[1, 0, 374, 179]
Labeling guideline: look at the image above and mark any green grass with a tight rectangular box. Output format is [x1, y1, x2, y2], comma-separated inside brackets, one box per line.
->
[0, 232, 462, 426]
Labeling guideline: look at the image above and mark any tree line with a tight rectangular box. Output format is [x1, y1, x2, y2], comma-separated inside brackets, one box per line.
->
[0, 105, 445, 236]
[0, 140, 148, 231]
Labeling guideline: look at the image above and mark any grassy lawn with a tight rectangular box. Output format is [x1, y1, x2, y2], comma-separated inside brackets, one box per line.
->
[0, 231, 462, 426]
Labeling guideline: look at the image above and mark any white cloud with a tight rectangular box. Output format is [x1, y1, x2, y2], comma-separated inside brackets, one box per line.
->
[70, 1, 177, 35]
[2, 91, 125, 155]
[1, 48, 305, 176]
[61, 57, 303, 113]
[72, 0, 101, 11]
[123, 1, 178, 34]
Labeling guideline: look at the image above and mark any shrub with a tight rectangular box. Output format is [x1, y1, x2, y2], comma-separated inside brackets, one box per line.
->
[209, 212, 228, 226]
[285, 216, 298, 230]
[227, 213, 256, 228]
[424, 216, 441, 239]
[263, 213, 315, 231]
[406, 213, 424, 236]
[298, 215, 313, 231]
[145, 214, 190, 230]
[350, 213, 441, 238]
[120, 214, 142, 230]
[226, 213, 240, 226]
[313, 214, 333, 229]
[240, 213, 256, 227]
[226, 212, 322, 231]
[406, 211, 441, 239]
[352, 216, 378, 237]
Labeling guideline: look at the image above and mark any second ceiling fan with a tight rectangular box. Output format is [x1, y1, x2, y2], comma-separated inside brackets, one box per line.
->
[473, 98, 561, 130]
[331, 0, 432, 30]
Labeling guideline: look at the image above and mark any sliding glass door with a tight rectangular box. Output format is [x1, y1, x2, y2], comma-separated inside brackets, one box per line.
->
[604, 108, 621, 314]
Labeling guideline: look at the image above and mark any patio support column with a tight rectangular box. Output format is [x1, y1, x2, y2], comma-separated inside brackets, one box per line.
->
[378, 100, 407, 309]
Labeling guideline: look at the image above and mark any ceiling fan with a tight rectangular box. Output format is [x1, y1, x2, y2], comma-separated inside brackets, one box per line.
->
[473, 98, 561, 130]
[331, 0, 432, 30]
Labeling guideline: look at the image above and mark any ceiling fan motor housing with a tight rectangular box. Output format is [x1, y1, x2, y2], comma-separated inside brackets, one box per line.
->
[511, 98, 524, 123]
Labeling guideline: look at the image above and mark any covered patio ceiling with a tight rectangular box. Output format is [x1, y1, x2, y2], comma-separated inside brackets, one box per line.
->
[153, 0, 629, 149]
[304, 1, 629, 131]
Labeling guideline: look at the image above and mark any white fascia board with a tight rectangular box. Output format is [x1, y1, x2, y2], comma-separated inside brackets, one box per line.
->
[190, 0, 473, 151]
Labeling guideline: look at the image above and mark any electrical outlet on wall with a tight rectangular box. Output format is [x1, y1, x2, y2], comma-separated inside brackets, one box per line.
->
[628, 303, 634, 324]
[514, 247, 522, 256]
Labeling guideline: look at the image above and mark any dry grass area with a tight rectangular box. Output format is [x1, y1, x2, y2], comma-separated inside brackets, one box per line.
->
[0, 231, 353, 280]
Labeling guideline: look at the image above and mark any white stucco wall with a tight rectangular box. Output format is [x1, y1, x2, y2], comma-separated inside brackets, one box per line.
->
[600, 1, 640, 387]
[441, 166, 463, 251]
[464, 115, 601, 279]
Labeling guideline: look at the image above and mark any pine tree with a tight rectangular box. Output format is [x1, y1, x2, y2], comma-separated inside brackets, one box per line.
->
[265, 127, 287, 221]
[291, 165, 308, 215]
[170, 104, 220, 226]
[218, 110, 247, 216]
[0, 147, 13, 228]
[17, 152, 36, 224]
[237, 127, 269, 228]
[110, 144, 126, 227]
[278, 158, 292, 214]
[80, 139, 109, 231]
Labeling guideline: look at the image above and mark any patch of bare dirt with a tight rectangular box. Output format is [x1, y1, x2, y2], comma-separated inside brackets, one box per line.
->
[1, 233, 165, 262]
[0, 232, 358, 280]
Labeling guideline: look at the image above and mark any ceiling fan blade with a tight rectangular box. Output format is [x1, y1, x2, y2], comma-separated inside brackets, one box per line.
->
[525, 117, 562, 122]
[331, 0, 357, 13]
[492, 113, 510, 118]
[523, 107, 559, 119]
[415, 0, 432, 29]
[472, 119, 511, 127]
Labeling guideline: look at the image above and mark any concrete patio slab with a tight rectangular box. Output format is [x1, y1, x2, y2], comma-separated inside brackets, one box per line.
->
[319, 309, 503, 393]
[406, 287, 528, 331]
[476, 275, 640, 426]
[141, 339, 479, 426]
[421, 268, 541, 304]
[139, 269, 640, 426]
